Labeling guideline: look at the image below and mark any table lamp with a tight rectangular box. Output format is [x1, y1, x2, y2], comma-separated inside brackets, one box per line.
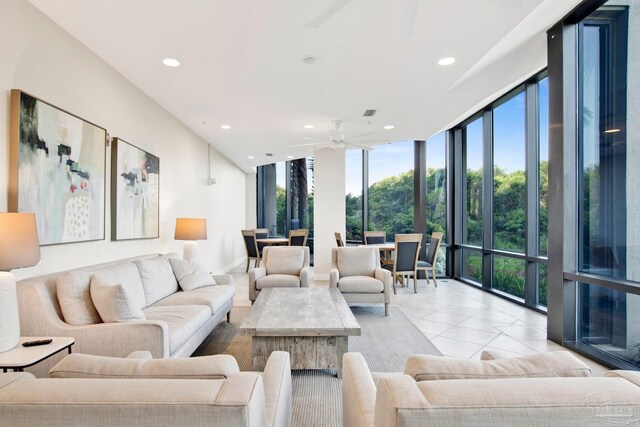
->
[0, 213, 40, 353]
[174, 218, 207, 261]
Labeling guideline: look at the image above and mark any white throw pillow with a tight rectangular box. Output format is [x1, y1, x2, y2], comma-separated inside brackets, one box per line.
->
[91, 263, 147, 310]
[168, 258, 216, 291]
[134, 256, 179, 306]
[90, 276, 145, 322]
[56, 270, 102, 325]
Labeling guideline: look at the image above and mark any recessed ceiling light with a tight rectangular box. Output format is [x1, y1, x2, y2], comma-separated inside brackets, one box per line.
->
[302, 55, 320, 65]
[286, 155, 294, 159]
[247, 156, 255, 159]
[604, 128, 621, 133]
[162, 58, 180, 67]
[220, 125, 231, 130]
[438, 57, 456, 66]
[383, 125, 395, 130]
[301, 137, 315, 140]
[304, 125, 314, 129]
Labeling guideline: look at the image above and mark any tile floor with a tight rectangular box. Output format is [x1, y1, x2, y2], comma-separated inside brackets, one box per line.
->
[227, 266, 608, 376]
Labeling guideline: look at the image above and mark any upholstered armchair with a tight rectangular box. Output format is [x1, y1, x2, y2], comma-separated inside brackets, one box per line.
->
[329, 247, 392, 316]
[249, 246, 310, 303]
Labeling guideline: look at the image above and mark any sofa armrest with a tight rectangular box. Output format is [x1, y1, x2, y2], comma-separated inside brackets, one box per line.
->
[374, 375, 430, 427]
[605, 370, 640, 387]
[374, 269, 392, 303]
[249, 267, 267, 301]
[0, 373, 34, 390]
[299, 267, 311, 288]
[127, 351, 153, 360]
[262, 351, 292, 427]
[343, 352, 377, 427]
[329, 269, 340, 288]
[212, 274, 233, 286]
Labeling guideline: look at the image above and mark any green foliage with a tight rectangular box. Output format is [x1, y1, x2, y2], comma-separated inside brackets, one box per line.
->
[494, 167, 526, 252]
[493, 257, 525, 299]
[368, 170, 414, 238]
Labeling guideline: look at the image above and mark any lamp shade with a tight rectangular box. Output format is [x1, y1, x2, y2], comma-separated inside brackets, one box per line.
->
[174, 218, 207, 241]
[0, 213, 40, 271]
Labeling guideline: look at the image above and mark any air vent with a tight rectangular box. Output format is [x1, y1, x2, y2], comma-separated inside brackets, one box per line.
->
[265, 153, 273, 157]
[363, 109, 377, 117]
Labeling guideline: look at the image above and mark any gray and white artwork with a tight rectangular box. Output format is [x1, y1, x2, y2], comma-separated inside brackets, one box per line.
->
[12, 91, 106, 245]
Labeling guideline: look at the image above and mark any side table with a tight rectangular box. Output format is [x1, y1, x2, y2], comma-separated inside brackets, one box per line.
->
[0, 337, 75, 372]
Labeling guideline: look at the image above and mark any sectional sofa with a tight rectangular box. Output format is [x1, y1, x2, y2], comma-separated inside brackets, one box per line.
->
[16, 253, 235, 375]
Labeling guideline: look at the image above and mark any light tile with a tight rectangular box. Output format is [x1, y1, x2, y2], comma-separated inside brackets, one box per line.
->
[471, 310, 518, 324]
[457, 317, 512, 333]
[496, 325, 548, 341]
[439, 326, 499, 346]
[436, 304, 484, 317]
[419, 311, 470, 326]
[409, 318, 455, 336]
[484, 335, 538, 355]
[431, 336, 484, 359]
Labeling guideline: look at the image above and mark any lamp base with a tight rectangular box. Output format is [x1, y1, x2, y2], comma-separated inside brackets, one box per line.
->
[0, 271, 20, 353]
[183, 241, 199, 261]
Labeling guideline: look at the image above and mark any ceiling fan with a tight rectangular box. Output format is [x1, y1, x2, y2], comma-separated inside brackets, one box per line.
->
[305, 0, 421, 39]
[292, 120, 383, 151]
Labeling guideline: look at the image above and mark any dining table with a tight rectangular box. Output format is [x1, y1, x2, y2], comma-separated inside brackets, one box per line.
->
[360, 242, 395, 264]
[256, 237, 289, 246]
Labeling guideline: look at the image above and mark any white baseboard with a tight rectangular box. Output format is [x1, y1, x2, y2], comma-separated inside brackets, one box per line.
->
[215, 257, 246, 275]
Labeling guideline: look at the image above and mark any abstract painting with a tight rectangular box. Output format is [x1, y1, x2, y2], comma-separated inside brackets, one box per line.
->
[111, 138, 159, 240]
[9, 90, 106, 246]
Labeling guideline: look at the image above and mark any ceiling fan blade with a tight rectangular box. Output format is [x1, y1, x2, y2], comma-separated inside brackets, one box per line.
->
[398, 0, 420, 40]
[312, 143, 334, 151]
[345, 142, 375, 151]
[289, 142, 325, 147]
[348, 131, 376, 140]
[305, 0, 352, 28]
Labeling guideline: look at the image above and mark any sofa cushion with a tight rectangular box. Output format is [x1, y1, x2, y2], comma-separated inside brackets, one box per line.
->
[50, 353, 240, 380]
[90, 276, 145, 322]
[404, 352, 592, 381]
[265, 247, 305, 275]
[337, 247, 377, 277]
[168, 258, 216, 291]
[134, 257, 179, 306]
[56, 271, 102, 325]
[151, 285, 234, 314]
[143, 305, 211, 353]
[256, 274, 300, 290]
[338, 276, 384, 293]
[91, 263, 146, 310]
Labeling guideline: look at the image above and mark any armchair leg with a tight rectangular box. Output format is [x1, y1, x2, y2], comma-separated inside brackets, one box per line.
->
[392, 279, 397, 295]
[227, 311, 231, 323]
[384, 303, 389, 317]
[246, 259, 250, 272]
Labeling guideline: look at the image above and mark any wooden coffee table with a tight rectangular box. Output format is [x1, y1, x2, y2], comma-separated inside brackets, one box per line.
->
[239, 288, 361, 377]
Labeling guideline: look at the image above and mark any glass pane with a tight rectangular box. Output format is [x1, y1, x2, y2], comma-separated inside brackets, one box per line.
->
[426, 132, 447, 240]
[493, 92, 526, 253]
[578, 3, 631, 281]
[345, 150, 363, 243]
[260, 162, 287, 237]
[461, 249, 482, 284]
[493, 255, 525, 300]
[289, 157, 314, 249]
[539, 78, 549, 257]
[578, 282, 640, 368]
[368, 140, 414, 241]
[538, 263, 548, 307]
[275, 162, 286, 236]
[464, 118, 483, 246]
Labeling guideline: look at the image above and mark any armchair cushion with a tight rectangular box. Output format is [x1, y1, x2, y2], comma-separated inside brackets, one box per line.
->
[49, 353, 240, 380]
[256, 275, 301, 290]
[265, 247, 305, 275]
[338, 276, 384, 293]
[168, 258, 216, 291]
[337, 247, 377, 277]
[404, 352, 592, 381]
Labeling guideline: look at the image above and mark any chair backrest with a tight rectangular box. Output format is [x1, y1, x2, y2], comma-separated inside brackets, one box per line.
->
[241, 229, 259, 258]
[331, 247, 380, 277]
[335, 232, 345, 247]
[364, 231, 386, 245]
[394, 234, 422, 272]
[254, 228, 269, 239]
[263, 246, 309, 275]
[425, 232, 444, 264]
[289, 229, 308, 246]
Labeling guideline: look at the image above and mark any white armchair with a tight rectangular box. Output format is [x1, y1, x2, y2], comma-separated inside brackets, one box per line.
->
[249, 246, 310, 302]
[330, 247, 392, 316]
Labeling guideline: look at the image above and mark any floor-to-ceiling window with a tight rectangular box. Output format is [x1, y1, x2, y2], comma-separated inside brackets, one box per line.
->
[538, 77, 549, 306]
[367, 140, 414, 241]
[345, 150, 363, 243]
[461, 117, 483, 284]
[426, 133, 447, 275]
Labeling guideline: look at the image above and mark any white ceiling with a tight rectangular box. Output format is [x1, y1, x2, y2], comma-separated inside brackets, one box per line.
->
[28, 0, 580, 173]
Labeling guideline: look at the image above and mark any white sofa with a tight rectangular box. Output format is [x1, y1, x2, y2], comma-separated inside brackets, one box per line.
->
[16, 254, 235, 374]
[342, 351, 640, 426]
[0, 351, 292, 427]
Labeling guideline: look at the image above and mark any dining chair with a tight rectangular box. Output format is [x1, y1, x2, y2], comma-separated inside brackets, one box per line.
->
[241, 229, 261, 272]
[382, 234, 422, 294]
[417, 232, 444, 287]
[335, 232, 345, 247]
[364, 231, 386, 245]
[254, 228, 269, 255]
[288, 229, 308, 246]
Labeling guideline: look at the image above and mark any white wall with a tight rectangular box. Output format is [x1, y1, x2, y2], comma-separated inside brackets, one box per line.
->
[245, 172, 257, 229]
[0, 0, 247, 279]
[313, 147, 345, 280]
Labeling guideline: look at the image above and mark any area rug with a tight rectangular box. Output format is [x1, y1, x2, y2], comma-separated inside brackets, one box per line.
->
[193, 306, 441, 427]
